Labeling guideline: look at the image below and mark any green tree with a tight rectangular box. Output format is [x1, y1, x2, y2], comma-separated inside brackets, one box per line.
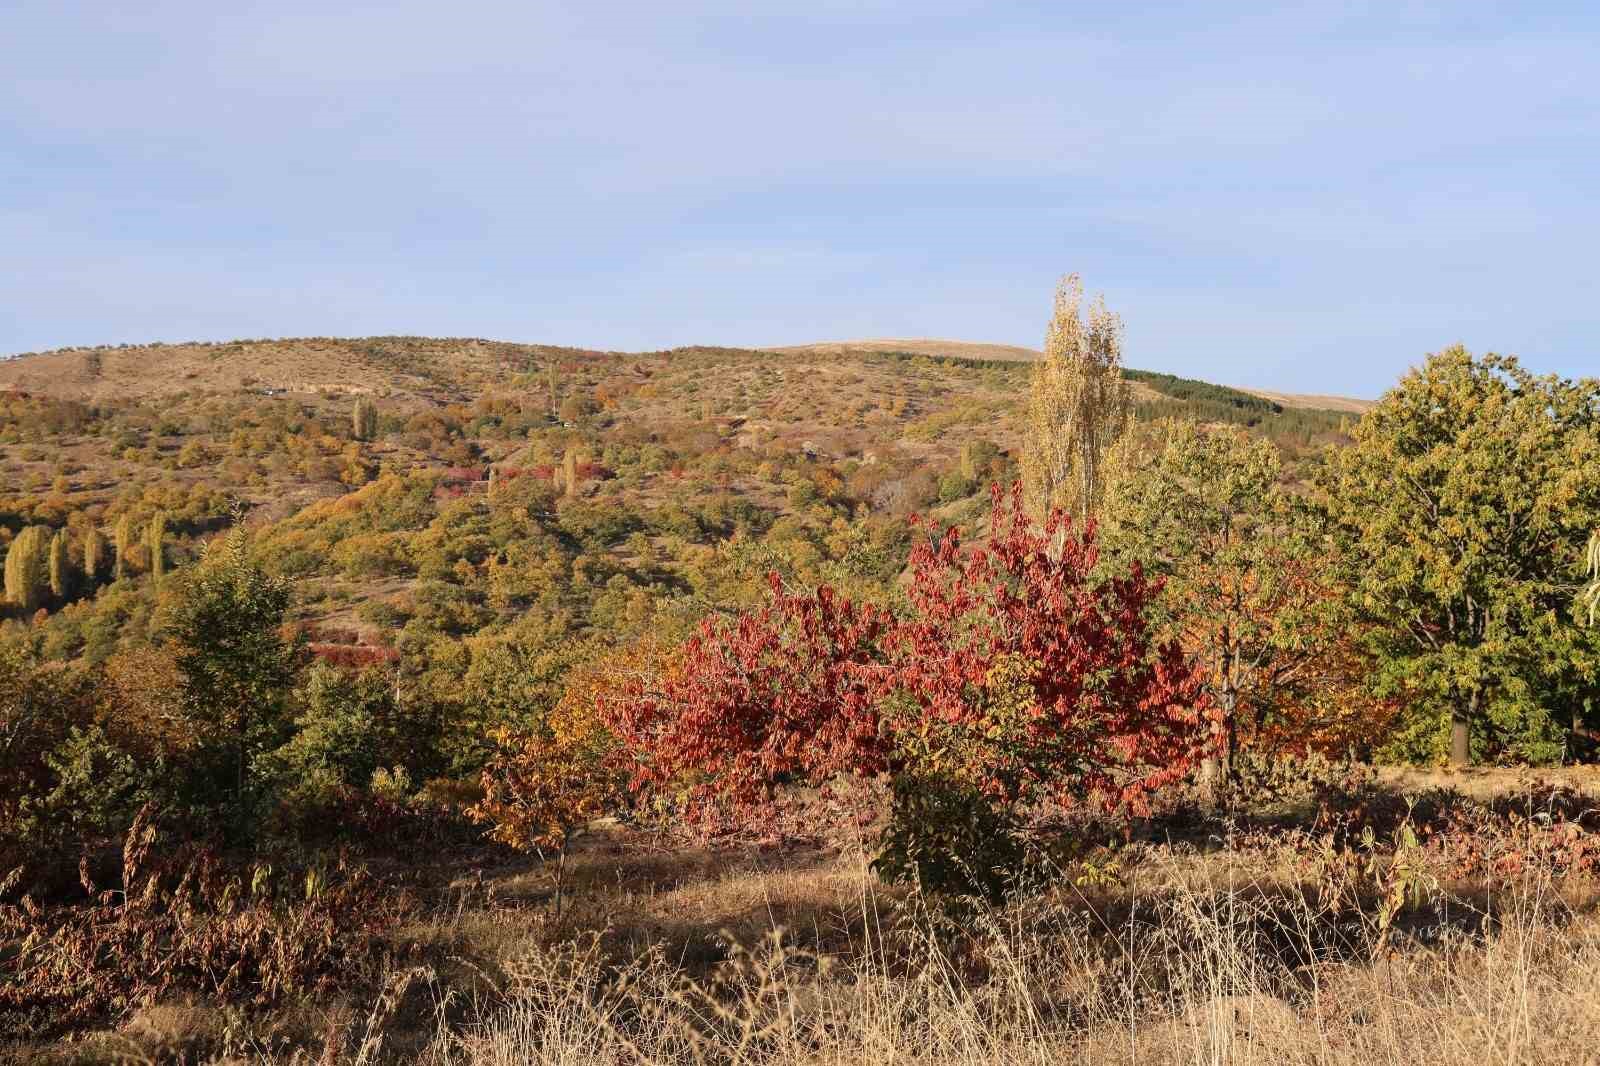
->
[1020, 274, 1132, 523]
[168, 524, 298, 831]
[114, 513, 136, 580]
[352, 396, 379, 441]
[48, 530, 70, 601]
[1104, 421, 1357, 799]
[3, 526, 51, 612]
[1325, 348, 1600, 767]
[82, 527, 105, 586]
[147, 510, 168, 584]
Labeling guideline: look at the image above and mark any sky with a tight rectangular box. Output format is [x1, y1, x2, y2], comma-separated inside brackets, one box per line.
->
[3, 2, 1597, 396]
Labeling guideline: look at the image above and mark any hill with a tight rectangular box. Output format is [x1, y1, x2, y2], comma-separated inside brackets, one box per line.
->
[773, 338, 1374, 413]
[0, 335, 1357, 669]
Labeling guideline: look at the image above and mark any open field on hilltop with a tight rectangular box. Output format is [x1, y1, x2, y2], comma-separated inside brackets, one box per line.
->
[11, 766, 1600, 1064]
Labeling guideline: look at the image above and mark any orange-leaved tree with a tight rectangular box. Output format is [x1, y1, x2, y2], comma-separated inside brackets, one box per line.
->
[471, 637, 675, 903]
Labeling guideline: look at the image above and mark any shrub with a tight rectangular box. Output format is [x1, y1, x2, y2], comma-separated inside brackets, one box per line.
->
[0, 806, 406, 1035]
[610, 484, 1212, 890]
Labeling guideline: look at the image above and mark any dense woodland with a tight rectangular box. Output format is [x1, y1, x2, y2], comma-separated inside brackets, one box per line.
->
[2, 314, 1599, 1061]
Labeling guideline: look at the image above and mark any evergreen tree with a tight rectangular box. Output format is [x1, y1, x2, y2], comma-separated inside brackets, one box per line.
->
[1020, 274, 1132, 524]
[3, 526, 51, 612]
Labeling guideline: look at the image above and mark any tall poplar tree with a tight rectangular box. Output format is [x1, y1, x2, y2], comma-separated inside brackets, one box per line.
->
[148, 511, 168, 584]
[352, 396, 379, 441]
[1326, 348, 1600, 767]
[1020, 274, 1132, 524]
[48, 530, 70, 601]
[83, 527, 105, 586]
[3, 526, 51, 612]
[114, 513, 137, 580]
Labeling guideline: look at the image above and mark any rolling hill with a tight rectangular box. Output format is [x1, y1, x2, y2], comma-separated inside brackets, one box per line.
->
[771, 338, 1374, 413]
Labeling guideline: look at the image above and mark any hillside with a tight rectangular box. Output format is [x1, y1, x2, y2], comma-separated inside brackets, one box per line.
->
[774, 338, 1375, 413]
[0, 335, 1356, 669]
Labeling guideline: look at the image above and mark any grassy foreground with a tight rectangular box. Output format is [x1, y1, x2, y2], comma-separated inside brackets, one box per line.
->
[14, 767, 1598, 1065]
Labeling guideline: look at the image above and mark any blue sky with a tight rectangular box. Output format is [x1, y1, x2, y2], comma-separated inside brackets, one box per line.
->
[3, 2, 1596, 396]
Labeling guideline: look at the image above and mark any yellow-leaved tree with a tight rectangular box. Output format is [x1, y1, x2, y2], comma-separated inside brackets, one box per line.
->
[1020, 274, 1132, 524]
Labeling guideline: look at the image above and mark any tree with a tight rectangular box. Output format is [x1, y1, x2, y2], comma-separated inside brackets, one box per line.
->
[147, 511, 167, 585]
[3, 526, 50, 612]
[114, 514, 136, 580]
[560, 392, 598, 424]
[563, 446, 580, 499]
[82, 527, 105, 586]
[470, 640, 665, 907]
[1103, 421, 1372, 800]
[47, 530, 69, 602]
[1325, 348, 1600, 767]
[168, 524, 298, 832]
[610, 485, 1210, 889]
[352, 396, 379, 442]
[1020, 275, 1132, 523]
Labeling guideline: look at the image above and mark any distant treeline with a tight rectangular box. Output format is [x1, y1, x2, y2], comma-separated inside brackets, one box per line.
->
[865, 348, 1352, 442]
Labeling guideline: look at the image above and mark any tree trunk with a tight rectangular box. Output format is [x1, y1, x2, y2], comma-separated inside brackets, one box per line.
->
[1210, 685, 1237, 809]
[1449, 688, 1478, 769]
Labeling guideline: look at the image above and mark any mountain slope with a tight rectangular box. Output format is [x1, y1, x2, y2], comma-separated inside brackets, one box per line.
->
[773, 338, 1374, 414]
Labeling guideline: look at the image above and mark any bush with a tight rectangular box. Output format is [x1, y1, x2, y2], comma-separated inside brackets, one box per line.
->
[0, 807, 407, 1035]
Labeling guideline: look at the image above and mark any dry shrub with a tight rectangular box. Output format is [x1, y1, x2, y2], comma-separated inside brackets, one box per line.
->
[0, 805, 411, 1038]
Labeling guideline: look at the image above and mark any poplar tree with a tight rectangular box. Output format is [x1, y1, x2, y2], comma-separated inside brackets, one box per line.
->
[1020, 274, 1132, 524]
[148, 511, 168, 584]
[48, 530, 70, 601]
[114, 513, 137, 580]
[563, 446, 580, 498]
[83, 527, 105, 585]
[1326, 348, 1600, 767]
[3, 526, 51, 612]
[352, 396, 379, 441]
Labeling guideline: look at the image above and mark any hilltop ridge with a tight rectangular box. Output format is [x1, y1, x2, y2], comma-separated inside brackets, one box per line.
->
[1, 335, 1374, 415]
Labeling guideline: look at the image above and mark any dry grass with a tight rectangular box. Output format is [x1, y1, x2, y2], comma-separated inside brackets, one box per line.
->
[413, 853, 1600, 1066]
[18, 775, 1600, 1064]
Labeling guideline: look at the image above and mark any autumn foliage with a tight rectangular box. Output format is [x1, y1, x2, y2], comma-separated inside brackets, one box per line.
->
[606, 484, 1212, 836]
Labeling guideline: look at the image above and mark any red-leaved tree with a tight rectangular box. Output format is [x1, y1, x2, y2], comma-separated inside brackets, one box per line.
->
[610, 484, 1213, 840]
[608, 577, 891, 826]
[887, 484, 1212, 816]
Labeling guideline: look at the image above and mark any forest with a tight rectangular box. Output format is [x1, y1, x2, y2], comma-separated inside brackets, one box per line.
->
[2, 290, 1599, 1064]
